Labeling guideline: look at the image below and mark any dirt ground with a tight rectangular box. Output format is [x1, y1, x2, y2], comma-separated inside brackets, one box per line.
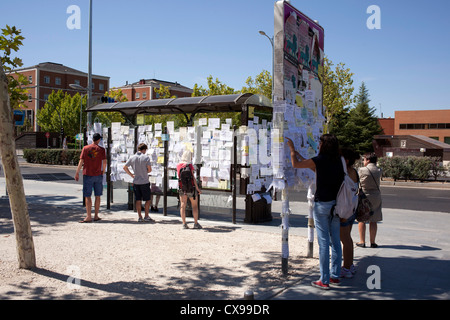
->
[0, 199, 319, 300]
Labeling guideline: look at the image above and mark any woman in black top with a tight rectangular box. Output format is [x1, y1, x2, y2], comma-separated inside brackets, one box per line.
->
[286, 134, 344, 289]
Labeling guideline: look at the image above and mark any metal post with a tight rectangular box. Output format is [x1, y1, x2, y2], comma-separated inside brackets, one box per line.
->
[87, 0, 93, 127]
[307, 184, 315, 257]
[244, 290, 254, 300]
[106, 127, 111, 209]
[232, 125, 237, 224]
[281, 188, 290, 276]
[163, 126, 168, 216]
[82, 127, 87, 207]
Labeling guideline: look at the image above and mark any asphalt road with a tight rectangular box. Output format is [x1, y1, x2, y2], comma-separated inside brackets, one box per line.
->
[16, 159, 450, 213]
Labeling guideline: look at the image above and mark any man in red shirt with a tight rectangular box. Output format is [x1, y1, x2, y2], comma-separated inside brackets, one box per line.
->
[75, 133, 107, 223]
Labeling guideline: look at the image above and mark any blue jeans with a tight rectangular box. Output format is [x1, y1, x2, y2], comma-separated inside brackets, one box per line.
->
[314, 200, 342, 284]
[83, 175, 103, 198]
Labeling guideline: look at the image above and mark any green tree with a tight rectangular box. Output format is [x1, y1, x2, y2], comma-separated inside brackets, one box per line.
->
[154, 83, 175, 99]
[192, 75, 240, 125]
[37, 90, 87, 140]
[1, 53, 36, 269]
[192, 75, 237, 96]
[332, 82, 382, 154]
[0, 25, 29, 109]
[240, 70, 272, 101]
[323, 56, 355, 125]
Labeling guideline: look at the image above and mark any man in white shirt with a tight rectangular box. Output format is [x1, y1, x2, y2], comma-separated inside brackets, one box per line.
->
[123, 143, 154, 222]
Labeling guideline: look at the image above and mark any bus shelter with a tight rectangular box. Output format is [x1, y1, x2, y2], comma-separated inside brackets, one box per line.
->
[86, 93, 273, 223]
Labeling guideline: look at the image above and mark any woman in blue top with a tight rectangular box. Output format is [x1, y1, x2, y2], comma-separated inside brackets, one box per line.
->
[286, 134, 344, 290]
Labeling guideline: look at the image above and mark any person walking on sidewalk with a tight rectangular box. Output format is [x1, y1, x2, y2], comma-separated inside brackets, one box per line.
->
[357, 152, 383, 248]
[75, 133, 107, 223]
[340, 148, 360, 278]
[177, 149, 202, 229]
[123, 143, 154, 223]
[286, 134, 344, 289]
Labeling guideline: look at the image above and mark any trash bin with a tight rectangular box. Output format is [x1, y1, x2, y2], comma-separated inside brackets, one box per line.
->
[244, 191, 272, 223]
[127, 184, 134, 210]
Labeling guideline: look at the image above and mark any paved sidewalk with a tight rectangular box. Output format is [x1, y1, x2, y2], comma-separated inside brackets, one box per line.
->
[268, 203, 450, 300]
[1, 176, 449, 300]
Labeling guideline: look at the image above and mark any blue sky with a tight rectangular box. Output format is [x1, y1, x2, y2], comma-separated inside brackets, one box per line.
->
[1, 0, 449, 118]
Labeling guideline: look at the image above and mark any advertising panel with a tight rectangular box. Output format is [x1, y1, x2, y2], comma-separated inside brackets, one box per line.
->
[273, 0, 326, 189]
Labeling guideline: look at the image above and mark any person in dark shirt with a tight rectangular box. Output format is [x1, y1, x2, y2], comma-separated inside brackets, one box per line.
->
[286, 134, 344, 290]
[75, 133, 106, 223]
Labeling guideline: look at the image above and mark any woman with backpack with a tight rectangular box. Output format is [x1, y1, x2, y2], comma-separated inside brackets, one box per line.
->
[339, 148, 360, 278]
[177, 149, 202, 229]
[286, 134, 344, 290]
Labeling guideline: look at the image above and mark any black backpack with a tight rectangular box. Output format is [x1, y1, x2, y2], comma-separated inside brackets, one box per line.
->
[179, 165, 194, 193]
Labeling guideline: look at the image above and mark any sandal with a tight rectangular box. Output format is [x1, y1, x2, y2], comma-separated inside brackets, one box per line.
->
[356, 242, 366, 248]
[79, 219, 92, 223]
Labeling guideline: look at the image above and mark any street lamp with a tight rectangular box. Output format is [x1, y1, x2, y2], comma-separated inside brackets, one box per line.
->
[259, 30, 274, 103]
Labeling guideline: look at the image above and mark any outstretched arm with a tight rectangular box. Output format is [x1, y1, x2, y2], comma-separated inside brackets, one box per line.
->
[285, 137, 316, 171]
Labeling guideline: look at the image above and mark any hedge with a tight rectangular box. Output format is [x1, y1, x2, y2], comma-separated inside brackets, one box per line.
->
[23, 149, 81, 166]
[378, 156, 447, 182]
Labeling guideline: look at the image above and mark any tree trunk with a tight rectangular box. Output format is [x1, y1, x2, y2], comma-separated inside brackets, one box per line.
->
[0, 64, 36, 269]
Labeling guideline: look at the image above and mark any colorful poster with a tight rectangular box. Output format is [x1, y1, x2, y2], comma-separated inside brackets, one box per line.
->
[273, 1, 326, 189]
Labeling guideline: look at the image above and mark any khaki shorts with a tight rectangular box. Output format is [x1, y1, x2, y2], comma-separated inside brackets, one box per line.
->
[179, 189, 195, 198]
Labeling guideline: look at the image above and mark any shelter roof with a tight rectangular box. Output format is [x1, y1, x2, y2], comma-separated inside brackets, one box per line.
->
[86, 93, 271, 117]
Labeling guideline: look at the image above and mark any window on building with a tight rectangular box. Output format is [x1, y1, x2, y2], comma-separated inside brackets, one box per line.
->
[74, 79, 81, 86]
[444, 137, 450, 144]
[44, 94, 49, 101]
[55, 77, 61, 85]
[99, 83, 104, 91]
[26, 110, 33, 126]
[28, 76, 33, 84]
[400, 123, 450, 130]
[44, 76, 50, 84]
[136, 93, 140, 99]
[142, 92, 147, 99]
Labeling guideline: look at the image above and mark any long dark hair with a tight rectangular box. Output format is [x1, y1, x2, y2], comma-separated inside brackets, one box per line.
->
[318, 134, 340, 160]
[341, 147, 360, 166]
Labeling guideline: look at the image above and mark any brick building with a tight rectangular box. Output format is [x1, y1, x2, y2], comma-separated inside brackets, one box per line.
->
[378, 117, 395, 135]
[394, 110, 450, 144]
[375, 109, 450, 164]
[114, 78, 193, 102]
[9, 62, 110, 131]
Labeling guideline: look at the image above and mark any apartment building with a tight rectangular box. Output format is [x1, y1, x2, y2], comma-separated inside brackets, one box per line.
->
[9, 62, 110, 131]
[115, 78, 193, 102]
